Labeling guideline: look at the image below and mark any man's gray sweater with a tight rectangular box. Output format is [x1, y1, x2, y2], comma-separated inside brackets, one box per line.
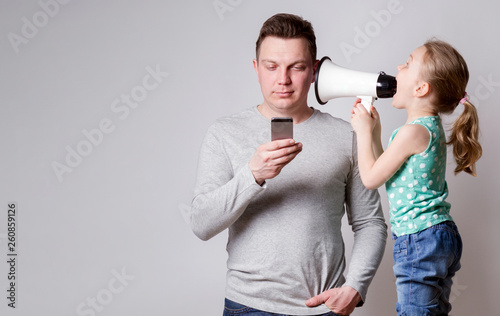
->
[190, 106, 387, 315]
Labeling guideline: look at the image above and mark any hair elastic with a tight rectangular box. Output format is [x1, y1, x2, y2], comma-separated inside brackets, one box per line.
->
[459, 92, 470, 104]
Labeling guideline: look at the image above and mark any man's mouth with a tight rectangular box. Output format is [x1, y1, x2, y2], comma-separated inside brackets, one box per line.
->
[275, 91, 293, 97]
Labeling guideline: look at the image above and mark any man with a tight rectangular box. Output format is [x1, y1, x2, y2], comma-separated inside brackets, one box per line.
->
[190, 13, 387, 316]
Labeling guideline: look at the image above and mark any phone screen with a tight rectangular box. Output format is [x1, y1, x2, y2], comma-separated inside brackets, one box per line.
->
[271, 117, 293, 141]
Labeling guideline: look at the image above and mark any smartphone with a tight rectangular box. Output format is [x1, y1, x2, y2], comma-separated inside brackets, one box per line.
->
[271, 117, 293, 141]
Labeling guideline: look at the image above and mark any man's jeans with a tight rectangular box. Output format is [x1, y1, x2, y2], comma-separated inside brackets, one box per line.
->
[223, 298, 341, 316]
[393, 221, 462, 316]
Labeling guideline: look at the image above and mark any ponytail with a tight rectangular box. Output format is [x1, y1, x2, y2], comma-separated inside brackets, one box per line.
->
[447, 100, 482, 176]
[422, 39, 483, 176]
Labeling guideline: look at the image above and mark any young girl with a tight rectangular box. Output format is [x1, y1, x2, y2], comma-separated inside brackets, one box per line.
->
[350, 39, 482, 315]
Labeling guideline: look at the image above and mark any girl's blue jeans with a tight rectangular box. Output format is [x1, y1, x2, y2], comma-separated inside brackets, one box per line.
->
[392, 221, 462, 316]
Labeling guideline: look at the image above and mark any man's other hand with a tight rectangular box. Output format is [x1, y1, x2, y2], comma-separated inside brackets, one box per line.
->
[305, 286, 362, 315]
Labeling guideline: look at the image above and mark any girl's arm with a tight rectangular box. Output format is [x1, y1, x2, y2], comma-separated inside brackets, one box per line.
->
[351, 101, 430, 190]
[370, 105, 384, 159]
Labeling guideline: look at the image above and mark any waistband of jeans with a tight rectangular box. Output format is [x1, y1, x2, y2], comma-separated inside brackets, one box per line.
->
[392, 220, 457, 240]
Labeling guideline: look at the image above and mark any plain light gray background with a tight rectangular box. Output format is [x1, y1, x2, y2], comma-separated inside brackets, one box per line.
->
[1, 1, 499, 315]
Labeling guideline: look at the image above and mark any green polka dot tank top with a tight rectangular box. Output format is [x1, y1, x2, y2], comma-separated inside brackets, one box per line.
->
[385, 116, 453, 237]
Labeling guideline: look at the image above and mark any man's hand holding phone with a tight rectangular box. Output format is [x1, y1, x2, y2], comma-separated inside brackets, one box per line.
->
[249, 139, 302, 185]
[249, 117, 301, 186]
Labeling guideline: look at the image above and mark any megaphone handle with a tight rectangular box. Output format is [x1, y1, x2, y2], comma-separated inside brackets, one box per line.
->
[358, 96, 376, 114]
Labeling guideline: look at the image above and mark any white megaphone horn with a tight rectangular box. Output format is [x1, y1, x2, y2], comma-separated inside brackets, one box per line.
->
[314, 56, 397, 113]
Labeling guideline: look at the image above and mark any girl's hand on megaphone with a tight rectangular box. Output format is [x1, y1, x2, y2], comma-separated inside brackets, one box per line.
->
[351, 99, 384, 161]
[351, 98, 377, 136]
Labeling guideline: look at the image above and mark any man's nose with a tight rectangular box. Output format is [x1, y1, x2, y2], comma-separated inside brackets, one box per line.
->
[278, 69, 291, 84]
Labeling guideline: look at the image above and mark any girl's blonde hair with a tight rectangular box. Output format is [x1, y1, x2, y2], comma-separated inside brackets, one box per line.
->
[421, 39, 482, 176]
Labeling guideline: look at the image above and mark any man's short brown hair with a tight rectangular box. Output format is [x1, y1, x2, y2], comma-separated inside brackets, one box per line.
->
[255, 13, 317, 63]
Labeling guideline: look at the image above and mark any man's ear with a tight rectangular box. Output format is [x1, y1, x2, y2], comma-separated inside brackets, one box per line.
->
[253, 59, 259, 74]
[312, 59, 319, 83]
[253, 59, 261, 84]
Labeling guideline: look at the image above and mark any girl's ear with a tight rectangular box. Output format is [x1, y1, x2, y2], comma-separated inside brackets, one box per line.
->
[414, 81, 430, 98]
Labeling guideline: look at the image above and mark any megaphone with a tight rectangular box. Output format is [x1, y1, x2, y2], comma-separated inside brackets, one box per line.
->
[314, 56, 397, 112]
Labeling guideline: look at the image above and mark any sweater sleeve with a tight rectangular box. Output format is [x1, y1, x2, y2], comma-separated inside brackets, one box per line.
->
[343, 131, 388, 303]
[189, 124, 265, 241]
